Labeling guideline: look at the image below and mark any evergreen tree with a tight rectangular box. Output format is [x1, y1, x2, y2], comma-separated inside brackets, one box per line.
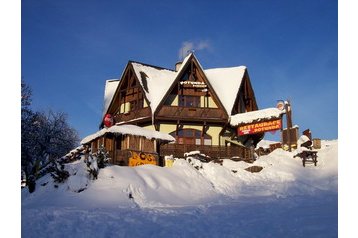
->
[94, 145, 110, 169]
[50, 160, 70, 184]
[86, 154, 98, 180]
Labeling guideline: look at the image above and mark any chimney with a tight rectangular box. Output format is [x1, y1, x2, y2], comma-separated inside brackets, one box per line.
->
[175, 61, 182, 72]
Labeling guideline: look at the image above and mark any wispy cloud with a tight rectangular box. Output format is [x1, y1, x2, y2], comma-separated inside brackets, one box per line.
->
[178, 40, 211, 59]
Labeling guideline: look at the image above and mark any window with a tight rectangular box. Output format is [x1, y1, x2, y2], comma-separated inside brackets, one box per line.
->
[170, 129, 212, 145]
[179, 95, 200, 107]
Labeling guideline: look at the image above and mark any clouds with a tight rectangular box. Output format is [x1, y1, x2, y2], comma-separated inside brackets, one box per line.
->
[178, 40, 211, 59]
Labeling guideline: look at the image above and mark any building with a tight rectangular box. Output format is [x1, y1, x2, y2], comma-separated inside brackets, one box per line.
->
[81, 124, 175, 166]
[83, 53, 285, 166]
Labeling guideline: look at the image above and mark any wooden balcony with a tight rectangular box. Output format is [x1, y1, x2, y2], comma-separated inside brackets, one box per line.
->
[113, 107, 151, 123]
[160, 144, 253, 160]
[156, 106, 227, 122]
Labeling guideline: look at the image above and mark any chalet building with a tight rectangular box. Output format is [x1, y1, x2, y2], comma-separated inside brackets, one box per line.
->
[88, 52, 285, 165]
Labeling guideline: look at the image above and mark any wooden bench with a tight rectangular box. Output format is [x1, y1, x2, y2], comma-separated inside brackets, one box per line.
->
[294, 149, 318, 167]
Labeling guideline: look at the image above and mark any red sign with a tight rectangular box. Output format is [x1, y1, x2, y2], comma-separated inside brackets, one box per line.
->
[103, 114, 113, 128]
[238, 119, 282, 135]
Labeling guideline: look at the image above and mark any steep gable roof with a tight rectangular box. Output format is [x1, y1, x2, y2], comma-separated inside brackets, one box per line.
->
[130, 62, 177, 115]
[204, 66, 247, 116]
[154, 53, 228, 117]
[102, 53, 253, 122]
[129, 53, 192, 115]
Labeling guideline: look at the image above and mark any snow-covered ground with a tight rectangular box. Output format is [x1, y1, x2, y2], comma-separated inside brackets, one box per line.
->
[21, 140, 338, 238]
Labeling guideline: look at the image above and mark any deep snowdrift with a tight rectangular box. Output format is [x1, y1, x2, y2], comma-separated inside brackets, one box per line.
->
[21, 140, 338, 238]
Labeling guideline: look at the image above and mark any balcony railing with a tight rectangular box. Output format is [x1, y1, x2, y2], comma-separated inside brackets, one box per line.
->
[113, 107, 151, 123]
[156, 106, 227, 121]
[160, 144, 253, 160]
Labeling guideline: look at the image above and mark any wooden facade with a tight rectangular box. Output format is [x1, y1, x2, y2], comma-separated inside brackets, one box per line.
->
[101, 53, 263, 161]
[89, 133, 160, 166]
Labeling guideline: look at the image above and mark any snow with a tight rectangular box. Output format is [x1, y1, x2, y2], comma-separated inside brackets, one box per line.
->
[80, 124, 175, 145]
[64, 145, 84, 157]
[230, 107, 284, 126]
[22, 140, 338, 237]
[256, 139, 278, 149]
[131, 63, 177, 116]
[204, 66, 246, 116]
[66, 160, 90, 193]
[102, 79, 119, 120]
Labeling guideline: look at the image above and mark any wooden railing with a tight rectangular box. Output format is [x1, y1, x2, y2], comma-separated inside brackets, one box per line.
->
[113, 107, 151, 123]
[156, 106, 227, 121]
[113, 106, 227, 123]
[160, 144, 252, 160]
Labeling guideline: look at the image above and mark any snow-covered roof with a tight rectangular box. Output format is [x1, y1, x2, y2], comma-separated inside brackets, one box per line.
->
[102, 79, 120, 119]
[131, 63, 177, 115]
[230, 108, 284, 126]
[204, 66, 246, 116]
[103, 53, 249, 119]
[131, 53, 192, 115]
[81, 124, 175, 145]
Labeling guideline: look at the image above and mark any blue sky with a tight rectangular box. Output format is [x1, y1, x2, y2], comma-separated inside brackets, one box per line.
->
[21, 0, 338, 141]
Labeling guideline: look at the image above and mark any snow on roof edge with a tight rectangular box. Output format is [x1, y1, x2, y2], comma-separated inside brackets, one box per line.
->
[204, 66, 246, 116]
[131, 63, 178, 115]
[102, 79, 120, 120]
[230, 108, 284, 126]
[81, 124, 175, 145]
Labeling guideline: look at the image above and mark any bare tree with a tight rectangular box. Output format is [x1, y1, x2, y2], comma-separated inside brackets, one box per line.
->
[21, 81, 79, 192]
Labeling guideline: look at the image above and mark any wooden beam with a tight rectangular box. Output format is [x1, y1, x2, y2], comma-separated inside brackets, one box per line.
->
[176, 120, 180, 136]
[139, 136, 142, 151]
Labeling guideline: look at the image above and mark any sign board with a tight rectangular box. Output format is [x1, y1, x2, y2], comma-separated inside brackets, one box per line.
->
[103, 114, 113, 128]
[238, 118, 282, 135]
[128, 151, 157, 167]
[179, 81, 207, 88]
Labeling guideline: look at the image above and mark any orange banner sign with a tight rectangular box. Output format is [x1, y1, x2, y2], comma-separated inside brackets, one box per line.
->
[238, 119, 282, 135]
[128, 151, 157, 167]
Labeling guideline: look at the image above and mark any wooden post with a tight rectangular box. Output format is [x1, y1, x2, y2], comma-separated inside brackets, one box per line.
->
[139, 136, 142, 151]
[285, 100, 293, 152]
[113, 136, 117, 164]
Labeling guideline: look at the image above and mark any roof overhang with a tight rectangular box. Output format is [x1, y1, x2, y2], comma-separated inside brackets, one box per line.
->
[230, 108, 285, 127]
[81, 124, 175, 145]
